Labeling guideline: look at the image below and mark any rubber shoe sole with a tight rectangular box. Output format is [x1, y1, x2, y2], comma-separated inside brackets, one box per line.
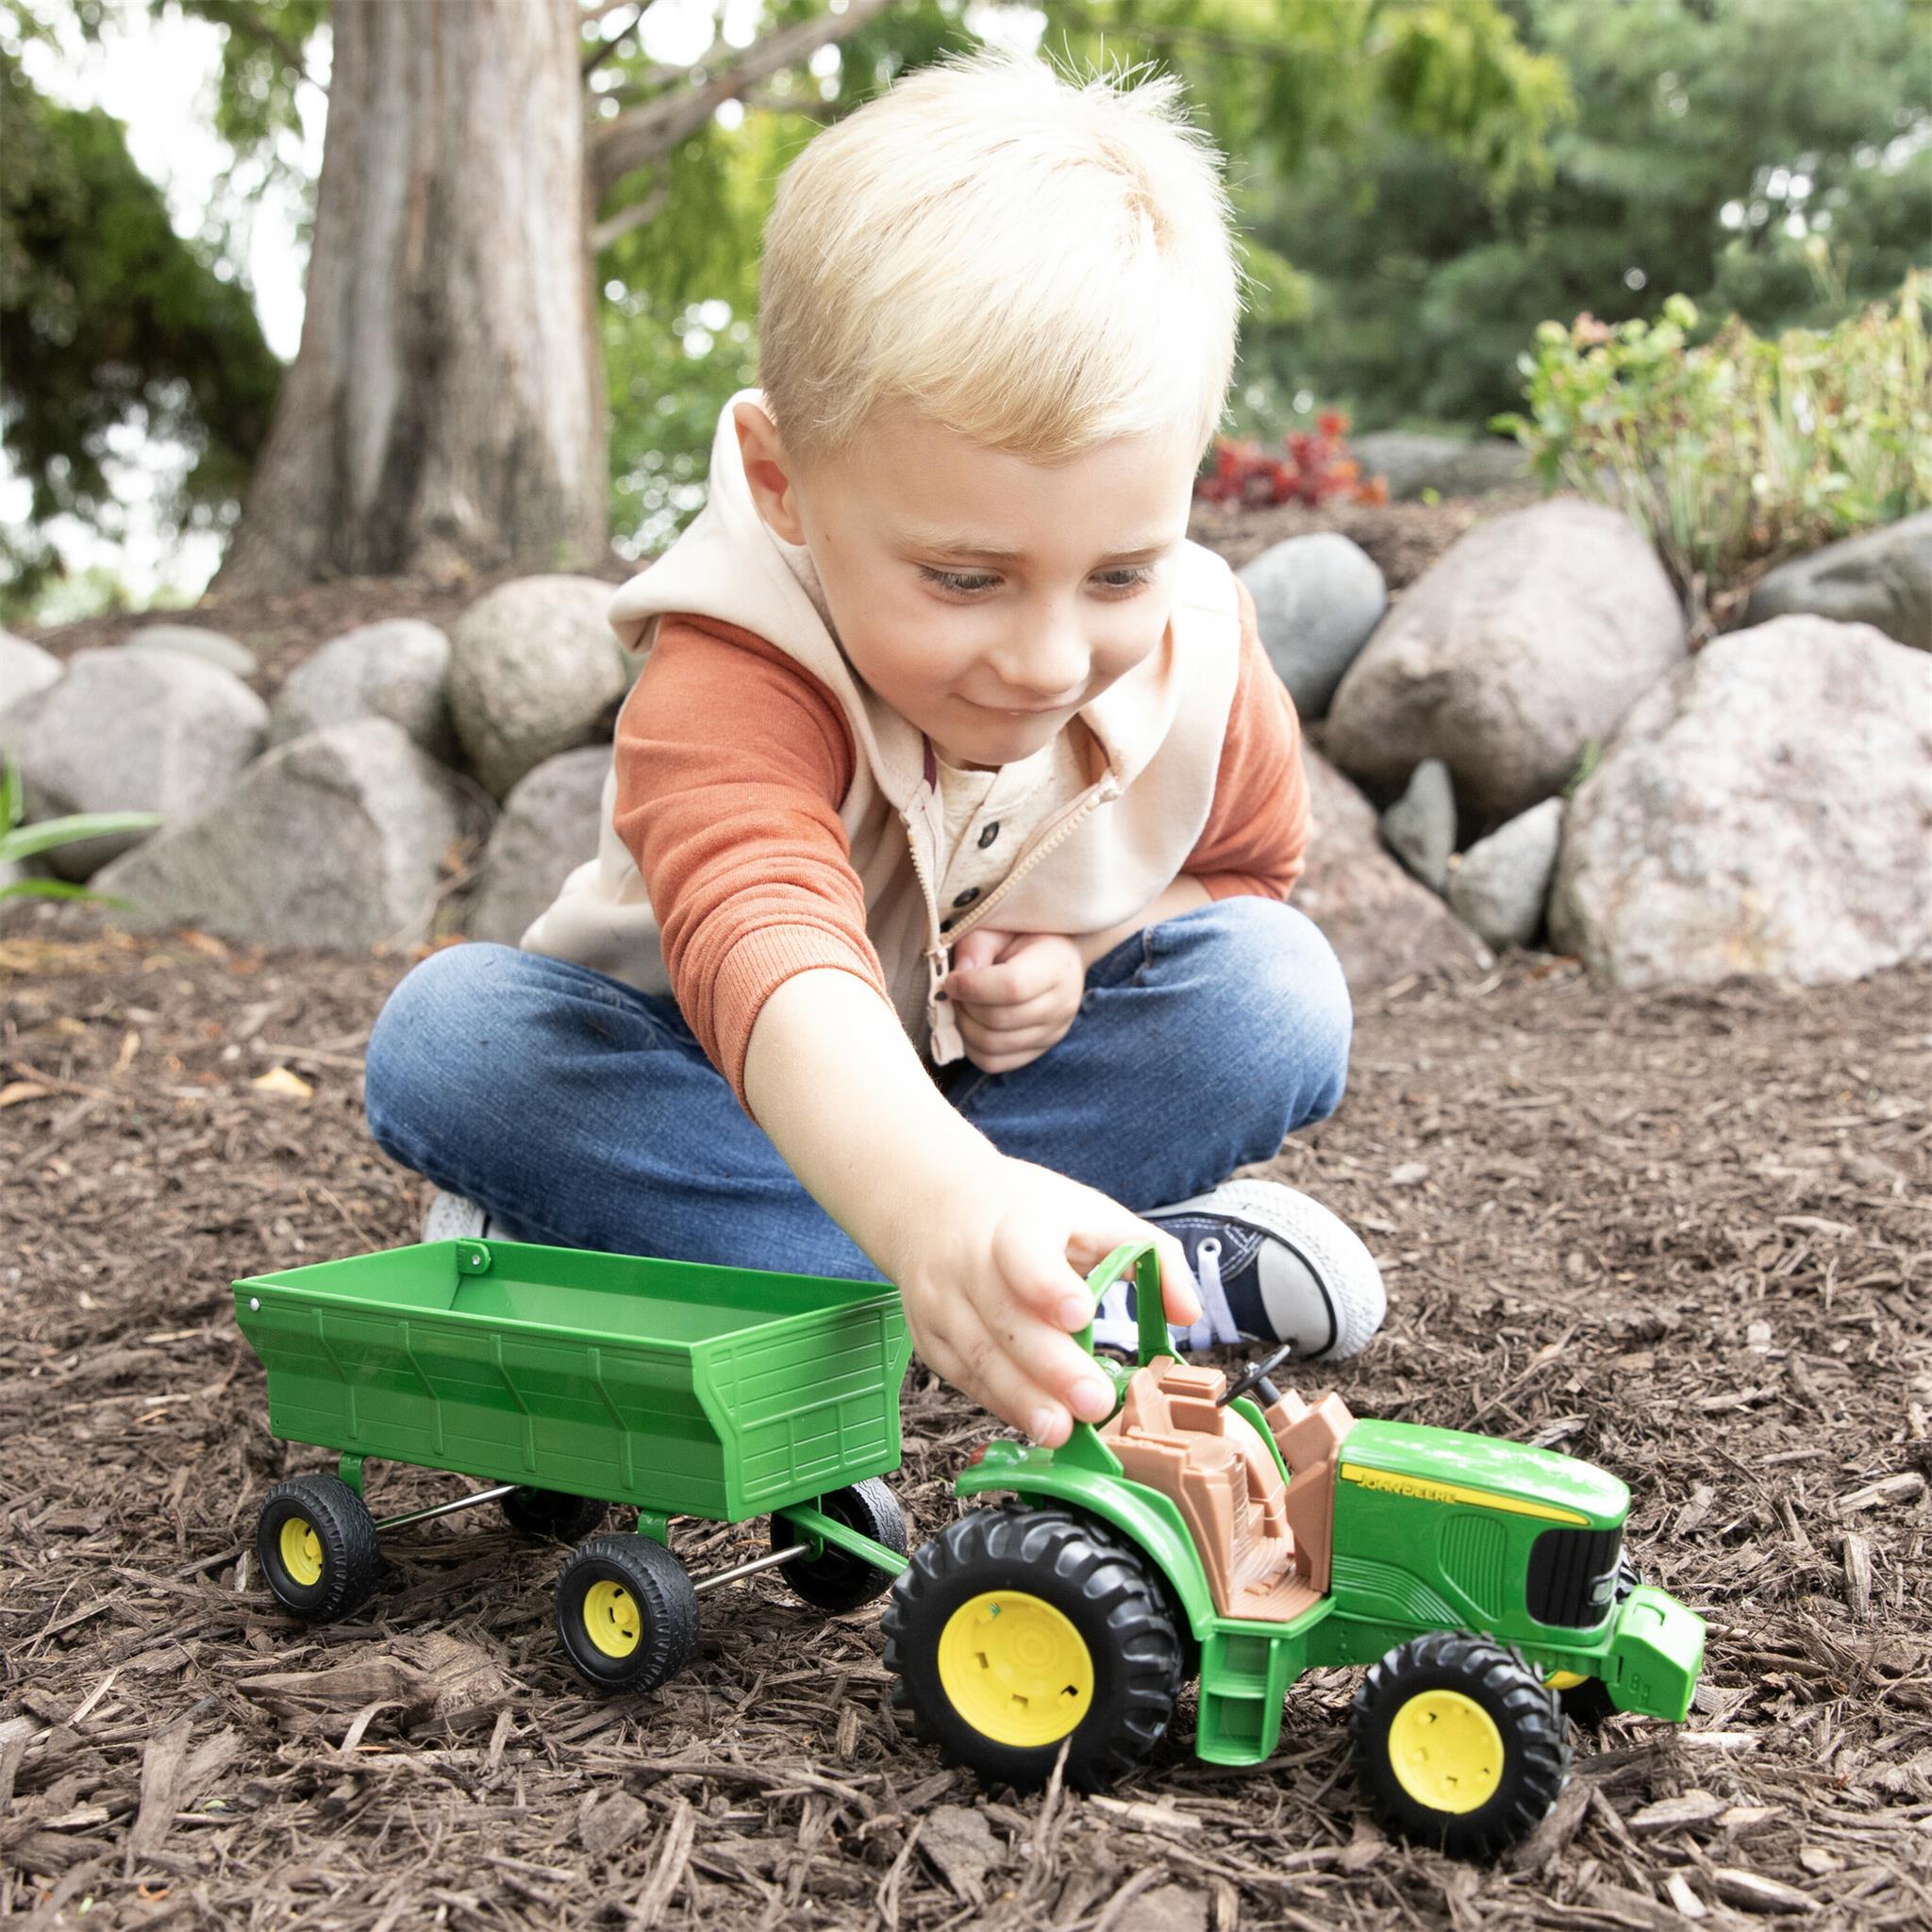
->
[421, 1187, 491, 1243]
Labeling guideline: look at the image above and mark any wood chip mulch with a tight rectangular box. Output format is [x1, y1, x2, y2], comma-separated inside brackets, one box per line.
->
[3, 921, 1928, 1930]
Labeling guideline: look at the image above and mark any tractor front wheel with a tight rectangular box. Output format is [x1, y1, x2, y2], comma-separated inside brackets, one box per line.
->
[882, 1503, 1183, 1792]
[256, 1474, 381, 1623]
[555, 1534, 700, 1693]
[1350, 1631, 1571, 1859]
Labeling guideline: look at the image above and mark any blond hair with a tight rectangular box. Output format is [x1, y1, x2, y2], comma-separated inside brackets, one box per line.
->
[754, 42, 1248, 475]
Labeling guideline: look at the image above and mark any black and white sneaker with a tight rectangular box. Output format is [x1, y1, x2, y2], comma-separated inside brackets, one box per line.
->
[1094, 1178, 1387, 1362]
[421, 1187, 494, 1242]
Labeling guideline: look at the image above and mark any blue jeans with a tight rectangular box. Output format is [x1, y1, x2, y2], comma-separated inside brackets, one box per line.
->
[362, 896, 1351, 1284]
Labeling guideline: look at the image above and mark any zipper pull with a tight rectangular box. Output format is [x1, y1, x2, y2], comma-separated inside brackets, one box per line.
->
[926, 944, 963, 1065]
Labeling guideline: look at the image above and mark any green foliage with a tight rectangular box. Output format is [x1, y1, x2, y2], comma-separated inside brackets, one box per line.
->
[595, 0, 1569, 550]
[1259, 0, 1932, 432]
[1495, 276, 1932, 616]
[0, 40, 282, 616]
[0, 754, 158, 902]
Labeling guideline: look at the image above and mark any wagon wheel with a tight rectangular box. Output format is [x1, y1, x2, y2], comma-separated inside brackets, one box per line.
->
[256, 1473, 382, 1623]
[771, 1478, 908, 1614]
[499, 1487, 608, 1542]
[555, 1534, 700, 1692]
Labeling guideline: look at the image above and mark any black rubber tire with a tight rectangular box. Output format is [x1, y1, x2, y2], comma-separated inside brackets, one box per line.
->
[1560, 1555, 1643, 1731]
[256, 1473, 381, 1624]
[881, 1503, 1184, 1793]
[499, 1487, 608, 1542]
[771, 1478, 908, 1614]
[1350, 1631, 1572, 1859]
[554, 1533, 701, 1693]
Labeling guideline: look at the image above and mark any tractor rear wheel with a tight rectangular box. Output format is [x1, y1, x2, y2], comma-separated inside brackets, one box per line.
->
[555, 1534, 700, 1693]
[882, 1503, 1183, 1792]
[1351, 1631, 1570, 1859]
[257, 1473, 381, 1623]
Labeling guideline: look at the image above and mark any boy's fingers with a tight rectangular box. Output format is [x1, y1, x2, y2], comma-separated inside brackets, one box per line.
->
[955, 986, 1068, 1033]
[1145, 1224, 1203, 1326]
[945, 1310, 1085, 1444]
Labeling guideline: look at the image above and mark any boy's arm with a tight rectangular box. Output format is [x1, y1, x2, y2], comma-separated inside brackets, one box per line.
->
[610, 615, 890, 1112]
[1072, 575, 1309, 967]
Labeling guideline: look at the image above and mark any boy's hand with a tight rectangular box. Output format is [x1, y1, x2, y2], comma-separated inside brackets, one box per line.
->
[944, 928, 1086, 1074]
[887, 1152, 1201, 1448]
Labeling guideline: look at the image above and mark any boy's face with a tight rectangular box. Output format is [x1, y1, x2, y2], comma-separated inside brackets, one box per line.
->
[734, 397, 1198, 772]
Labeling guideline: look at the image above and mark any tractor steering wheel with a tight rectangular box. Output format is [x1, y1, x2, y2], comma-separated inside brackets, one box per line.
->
[1214, 1342, 1297, 1410]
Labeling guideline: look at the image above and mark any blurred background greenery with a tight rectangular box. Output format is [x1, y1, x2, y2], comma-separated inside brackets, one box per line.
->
[2, 0, 1927, 625]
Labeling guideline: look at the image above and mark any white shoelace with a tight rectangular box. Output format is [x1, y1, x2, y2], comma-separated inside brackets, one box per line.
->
[1089, 1236, 1239, 1355]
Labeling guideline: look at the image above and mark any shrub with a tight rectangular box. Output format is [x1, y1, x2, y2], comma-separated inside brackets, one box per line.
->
[1195, 409, 1391, 508]
[1493, 275, 1932, 625]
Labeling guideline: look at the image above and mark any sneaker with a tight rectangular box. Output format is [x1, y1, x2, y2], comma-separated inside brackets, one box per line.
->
[1092, 1178, 1387, 1362]
[421, 1186, 493, 1242]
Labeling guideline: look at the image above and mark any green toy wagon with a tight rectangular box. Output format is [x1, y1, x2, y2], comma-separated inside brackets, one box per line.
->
[234, 1236, 912, 1690]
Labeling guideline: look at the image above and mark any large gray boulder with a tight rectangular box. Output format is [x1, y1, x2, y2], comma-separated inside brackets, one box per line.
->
[2, 647, 268, 878]
[1350, 432, 1529, 502]
[469, 746, 611, 946]
[1, 632, 62, 723]
[447, 575, 628, 799]
[1743, 510, 1932, 651]
[1550, 615, 1932, 988]
[124, 622, 258, 679]
[1294, 751, 1491, 988]
[1324, 497, 1687, 830]
[90, 718, 485, 953]
[270, 618, 457, 758]
[1448, 798, 1564, 950]
[1238, 533, 1387, 718]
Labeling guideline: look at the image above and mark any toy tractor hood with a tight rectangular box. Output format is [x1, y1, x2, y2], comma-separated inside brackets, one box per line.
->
[1337, 1420, 1629, 1533]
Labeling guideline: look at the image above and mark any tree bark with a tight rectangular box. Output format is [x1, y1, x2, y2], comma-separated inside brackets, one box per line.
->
[210, 0, 606, 598]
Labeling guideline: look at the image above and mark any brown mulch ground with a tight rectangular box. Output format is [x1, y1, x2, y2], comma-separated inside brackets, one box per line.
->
[4, 918, 1927, 1930]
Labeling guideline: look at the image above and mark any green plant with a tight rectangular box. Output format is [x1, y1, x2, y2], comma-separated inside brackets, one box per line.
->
[0, 755, 158, 903]
[1493, 274, 1932, 625]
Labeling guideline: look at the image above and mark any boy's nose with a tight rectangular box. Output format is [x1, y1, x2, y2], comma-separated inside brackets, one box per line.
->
[992, 628, 1089, 706]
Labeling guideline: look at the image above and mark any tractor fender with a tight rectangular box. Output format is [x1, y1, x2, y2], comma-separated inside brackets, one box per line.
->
[955, 1459, 1221, 1639]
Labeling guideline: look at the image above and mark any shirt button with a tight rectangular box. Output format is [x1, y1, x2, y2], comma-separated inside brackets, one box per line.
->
[977, 822, 1000, 849]
[952, 887, 980, 908]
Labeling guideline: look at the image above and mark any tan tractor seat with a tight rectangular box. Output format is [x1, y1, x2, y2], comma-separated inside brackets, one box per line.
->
[1099, 1357, 1322, 1622]
[1257, 1387, 1356, 1596]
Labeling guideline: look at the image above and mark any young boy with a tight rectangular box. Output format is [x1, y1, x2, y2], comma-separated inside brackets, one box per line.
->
[363, 45, 1383, 1450]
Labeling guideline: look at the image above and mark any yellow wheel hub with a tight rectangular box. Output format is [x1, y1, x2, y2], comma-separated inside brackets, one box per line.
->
[1388, 1689, 1505, 1814]
[583, 1579, 641, 1658]
[937, 1591, 1093, 1749]
[278, 1516, 324, 1589]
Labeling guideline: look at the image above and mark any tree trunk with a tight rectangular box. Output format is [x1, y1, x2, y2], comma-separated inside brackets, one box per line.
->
[210, 0, 606, 598]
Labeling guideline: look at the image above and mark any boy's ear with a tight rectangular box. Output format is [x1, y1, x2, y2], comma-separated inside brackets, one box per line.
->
[733, 400, 808, 544]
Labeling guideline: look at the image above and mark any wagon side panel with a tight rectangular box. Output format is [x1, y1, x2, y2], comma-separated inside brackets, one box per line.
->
[239, 1295, 733, 1513]
[697, 1302, 912, 1516]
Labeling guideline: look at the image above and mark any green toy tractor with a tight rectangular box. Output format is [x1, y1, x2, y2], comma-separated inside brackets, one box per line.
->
[882, 1243, 1706, 1859]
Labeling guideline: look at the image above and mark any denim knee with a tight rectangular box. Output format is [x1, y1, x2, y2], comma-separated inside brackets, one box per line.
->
[363, 941, 516, 1167]
[1161, 895, 1352, 1135]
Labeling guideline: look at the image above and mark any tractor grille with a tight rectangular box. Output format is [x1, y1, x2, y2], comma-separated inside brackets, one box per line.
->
[1526, 1524, 1624, 1628]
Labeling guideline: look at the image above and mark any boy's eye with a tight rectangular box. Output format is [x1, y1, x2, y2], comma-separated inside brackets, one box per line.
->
[917, 564, 1157, 597]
